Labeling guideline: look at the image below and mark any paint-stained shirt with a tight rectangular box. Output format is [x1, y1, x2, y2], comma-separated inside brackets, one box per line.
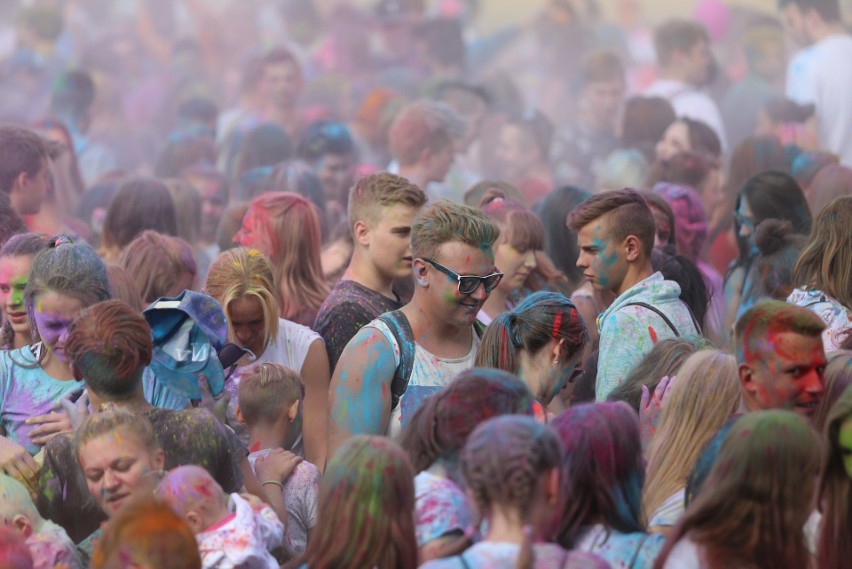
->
[369, 319, 479, 438]
[787, 288, 851, 353]
[314, 280, 402, 372]
[37, 407, 245, 544]
[414, 469, 476, 547]
[197, 493, 283, 569]
[574, 525, 665, 569]
[596, 273, 699, 401]
[27, 523, 82, 569]
[248, 449, 319, 554]
[420, 542, 610, 569]
[0, 345, 84, 454]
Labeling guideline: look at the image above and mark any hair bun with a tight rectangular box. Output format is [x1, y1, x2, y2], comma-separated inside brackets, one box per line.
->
[754, 219, 792, 256]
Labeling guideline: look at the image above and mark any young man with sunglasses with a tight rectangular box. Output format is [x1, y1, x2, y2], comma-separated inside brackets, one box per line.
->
[327, 201, 501, 453]
[569, 188, 701, 401]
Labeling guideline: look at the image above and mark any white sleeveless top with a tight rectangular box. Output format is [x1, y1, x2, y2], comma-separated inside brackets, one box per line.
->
[226, 318, 322, 451]
[368, 319, 478, 438]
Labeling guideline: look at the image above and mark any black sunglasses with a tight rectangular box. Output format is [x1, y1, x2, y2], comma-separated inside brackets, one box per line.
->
[422, 258, 504, 295]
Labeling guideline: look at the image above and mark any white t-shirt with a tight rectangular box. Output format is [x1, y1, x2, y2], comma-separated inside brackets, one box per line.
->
[368, 319, 479, 438]
[644, 79, 728, 152]
[414, 468, 476, 547]
[648, 488, 686, 528]
[225, 318, 322, 450]
[661, 536, 706, 569]
[197, 493, 283, 569]
[785, 34, 852, 166]
[248, 449, 319, 554]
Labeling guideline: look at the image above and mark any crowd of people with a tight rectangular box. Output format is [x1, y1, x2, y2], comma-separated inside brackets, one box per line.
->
[0, 0, 851, 568]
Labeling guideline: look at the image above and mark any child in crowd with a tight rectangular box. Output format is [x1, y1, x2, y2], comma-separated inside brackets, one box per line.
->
[156, 465, 284, 569]
[0, 474, 81, 569]
[421, 415, 608, 569]
[236, 362, 320, 554]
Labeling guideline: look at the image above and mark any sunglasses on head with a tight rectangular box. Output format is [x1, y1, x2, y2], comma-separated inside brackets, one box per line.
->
[422, 258, 504, 295]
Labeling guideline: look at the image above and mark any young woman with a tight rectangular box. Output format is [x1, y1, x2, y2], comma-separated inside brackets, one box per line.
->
[421, 416, 608, 569]
[0, 239, 110, 491]
[723, 171, 812, 342]
[478, 193, 566, 325]
[204, 247, 330, 468]
[553, 403, 665, 569]
[475, 292, 587, 414]
[399, 369, 534, 562]
[642, 351, 741, 533]
[234, 192, 329, 327]
[789, 195, 852, 353]
[99, 177, 179, 264]
[654, 411, 820, 569]
[287, 435, 417, 569]
[816, 385, 852, 569]
[0, 233, 51, 350]
[119, 230, 198, 305]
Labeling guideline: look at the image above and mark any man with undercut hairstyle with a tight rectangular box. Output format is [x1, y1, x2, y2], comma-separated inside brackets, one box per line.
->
[569, 189, 700, 401]
[328, 201, 500, 451]
[734, 299, 826, 421]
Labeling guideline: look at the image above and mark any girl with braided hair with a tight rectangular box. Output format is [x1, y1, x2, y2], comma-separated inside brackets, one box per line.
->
[421, 415, 608, 569]
[475, 291, 588, 415]
[399, 369, 535, 562]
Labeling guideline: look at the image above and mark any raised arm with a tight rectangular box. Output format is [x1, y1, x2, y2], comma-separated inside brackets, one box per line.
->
[326, 327, 396, 460]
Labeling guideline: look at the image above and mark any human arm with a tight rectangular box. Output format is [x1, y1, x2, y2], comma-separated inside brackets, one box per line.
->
[326, 327, 396, 460]
[0, 435, 40, 493]
[640, 376, 675, 454]
[300, 340, 330, 471]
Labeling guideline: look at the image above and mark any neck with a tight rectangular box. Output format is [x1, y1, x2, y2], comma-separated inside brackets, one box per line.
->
[91, 388, 152, 414]
[41, 351, 74, 381]
[342, 252, 395, 298]
[811, 22, 845, 43]
[615, 263, 654, 297]
[485, 506, 528, 544]
[13, 332, 29, 350]
[403, 298, 471, 343]
[397, 165, 429, 191]
[248, 425, 288, 452]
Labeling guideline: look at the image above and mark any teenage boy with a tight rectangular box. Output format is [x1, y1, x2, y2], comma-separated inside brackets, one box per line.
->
[314, 172, 427, 370]
[734, 299, 826, 421]
[0, 125, 51, 216]
[327, 201, 501, 451]
[568, 189, 699, 401]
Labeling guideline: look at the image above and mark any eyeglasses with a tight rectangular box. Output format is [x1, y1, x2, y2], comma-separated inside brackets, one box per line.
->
[422, 258, 504, 295]
[733, 210, 755, 232]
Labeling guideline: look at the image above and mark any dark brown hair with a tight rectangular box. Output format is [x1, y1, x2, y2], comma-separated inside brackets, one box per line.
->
[568, 188, 656, 257]
[654, 19, 710, 67]
[100, 177, 179, 253]
[0, 125, 49, 194]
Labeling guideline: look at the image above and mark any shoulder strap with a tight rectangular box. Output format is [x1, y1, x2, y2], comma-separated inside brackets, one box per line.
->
[621, 302, 681, 337]
[377, 310, 415, 411]
[627, 534, 651, 569]
[473, 319, 486, 338]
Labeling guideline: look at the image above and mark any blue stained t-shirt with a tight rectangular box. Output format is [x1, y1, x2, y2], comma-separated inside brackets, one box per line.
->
[0, 345, 84, 454]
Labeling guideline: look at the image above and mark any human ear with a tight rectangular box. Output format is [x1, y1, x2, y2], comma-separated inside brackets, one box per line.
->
[739, 363, 757, 398]
[551, 338, 565, 364]
[186, 511, 204, 533]
[353, 220, 370, 246]
[287, 399, 300, 423]
[414, 260, 430, 287]
[624, 235, 641, 262]
[235, 405, 246, 425]
[546, 467, 560, 505]
[12, 515, 32, 538]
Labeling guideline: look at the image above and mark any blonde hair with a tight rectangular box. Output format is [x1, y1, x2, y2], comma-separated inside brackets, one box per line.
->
[204, 248, 279, 351]
[411, 200, 500, 261]
[74, 408, 160, 462]
[238, 362, 304, 425]
[236, 192, 329, 320]
[792, 195, 852, 309]
[643, 350, 740, 524]
[347, 172, 426, 235]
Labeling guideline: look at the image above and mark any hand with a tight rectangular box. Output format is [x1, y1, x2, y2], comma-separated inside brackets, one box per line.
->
[239, 492, 265, 510]
[255, 448, 302, 484]
[640, 375, 676, 453]
[59, 389, 90, 431]
[0, 436, 40, 493]
[197, 375, 230, 426]
[26, 411, 73, 446]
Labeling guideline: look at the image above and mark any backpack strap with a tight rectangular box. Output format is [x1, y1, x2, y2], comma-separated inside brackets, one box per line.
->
[377, 310, 416, 412]
[621, 302, 681, 337]
[473, 319, 486, 338]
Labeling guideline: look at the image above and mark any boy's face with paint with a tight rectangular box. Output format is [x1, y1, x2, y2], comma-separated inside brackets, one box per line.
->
[419, 240, 497, 328]
[839, 417, 852, 480]
[365, 203, 420, 281]
[740, 330, 826, 419]
[31, 291, 84, 363]
[0, 255, 33, 339]
[576, 216, 627, 294]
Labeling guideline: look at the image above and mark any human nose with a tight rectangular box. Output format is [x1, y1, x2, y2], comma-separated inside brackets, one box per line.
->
[524, 251, 537, 268]
[103, 469, 120, 492]
[576, 253, 588, 269]
[803, 371, 825, 395]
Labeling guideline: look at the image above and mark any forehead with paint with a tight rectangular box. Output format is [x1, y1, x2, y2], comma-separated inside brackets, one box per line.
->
[156, 465, 226, 515]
